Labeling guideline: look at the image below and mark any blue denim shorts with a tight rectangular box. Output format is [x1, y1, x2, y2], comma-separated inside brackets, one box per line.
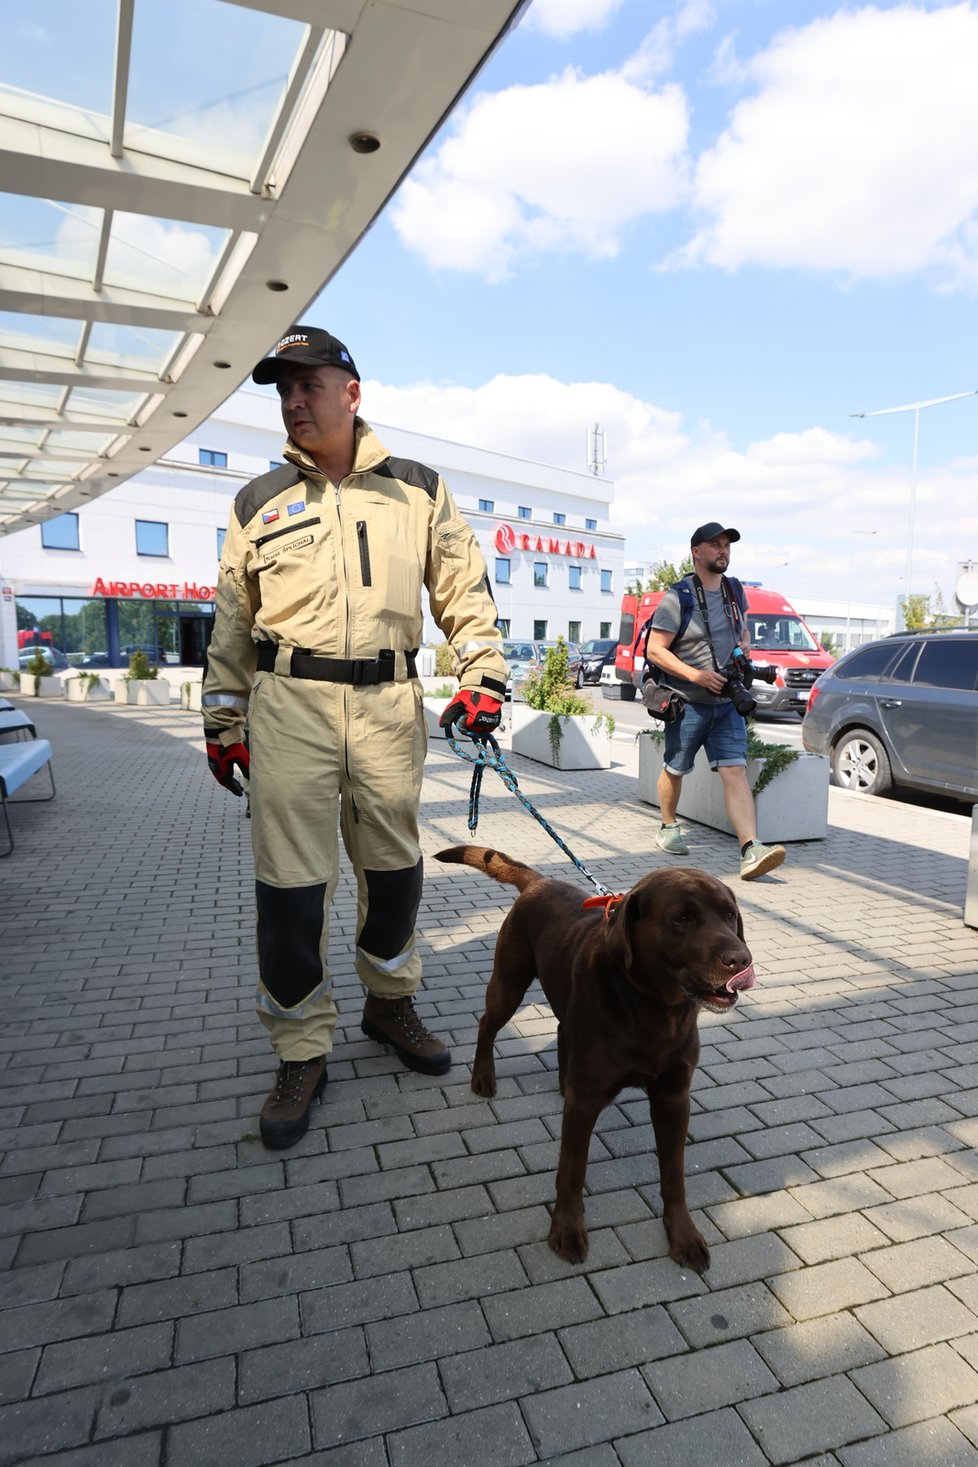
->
[663, 698, 747, 775]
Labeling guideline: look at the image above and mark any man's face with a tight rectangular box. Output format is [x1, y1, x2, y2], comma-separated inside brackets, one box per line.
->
[275, 364, 360, 456]
[693, 536, 732, 575]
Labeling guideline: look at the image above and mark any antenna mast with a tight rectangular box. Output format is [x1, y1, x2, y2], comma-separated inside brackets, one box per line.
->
[585, 422, 607, 476]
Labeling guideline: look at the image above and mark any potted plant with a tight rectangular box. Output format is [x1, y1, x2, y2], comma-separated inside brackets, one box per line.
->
[65, 671, 109, 703]
[637, 722, 829, 842]
[22, 649, 63, 698]
[125, 650, 171, 706]
[180, 680, 203, 712]
[511, 639, 615, 770]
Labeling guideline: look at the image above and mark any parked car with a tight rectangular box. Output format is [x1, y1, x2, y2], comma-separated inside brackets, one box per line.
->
[17, 645, 69, 670]
[78, 651, 111, 667]
[802, 630, 978, 802]
[502, 639, 584, 700]
[122, 644, 169, 666]
[576, 637, 618, 687]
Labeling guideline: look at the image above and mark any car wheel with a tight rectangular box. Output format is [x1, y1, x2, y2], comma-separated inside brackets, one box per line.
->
[831, 728, 892, 796]
[575, 669, 583, 689]
[619, 683, 637, 702]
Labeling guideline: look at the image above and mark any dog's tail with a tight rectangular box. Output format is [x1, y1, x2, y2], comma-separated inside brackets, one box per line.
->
[434, 844, 541, 894]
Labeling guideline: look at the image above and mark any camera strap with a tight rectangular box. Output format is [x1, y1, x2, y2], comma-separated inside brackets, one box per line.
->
[691, 575, 723, 672]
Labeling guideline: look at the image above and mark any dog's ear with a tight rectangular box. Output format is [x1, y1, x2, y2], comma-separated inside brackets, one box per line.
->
[605, 889, 640, 974]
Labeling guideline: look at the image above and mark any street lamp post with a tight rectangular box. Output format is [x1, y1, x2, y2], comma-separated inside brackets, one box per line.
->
[850, 389, 977, 626]
[846, 530, 878, 651]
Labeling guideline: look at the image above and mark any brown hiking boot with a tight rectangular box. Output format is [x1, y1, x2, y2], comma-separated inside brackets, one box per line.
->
[259, 1056, 328, 1150]
[361, 994, 451, 1076]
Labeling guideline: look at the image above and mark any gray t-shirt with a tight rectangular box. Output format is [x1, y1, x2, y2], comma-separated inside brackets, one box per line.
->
[650, 580, 740, 705]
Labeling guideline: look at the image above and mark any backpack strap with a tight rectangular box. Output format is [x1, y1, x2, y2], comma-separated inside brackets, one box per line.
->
[640, 579, 696, 672]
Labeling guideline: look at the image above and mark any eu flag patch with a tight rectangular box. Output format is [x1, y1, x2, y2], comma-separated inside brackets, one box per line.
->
[287, 501, 305, 516]
[262, 509, 280, 524]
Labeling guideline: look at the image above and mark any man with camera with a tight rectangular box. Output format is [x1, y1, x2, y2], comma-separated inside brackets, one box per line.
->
[645, 522, 786, 880]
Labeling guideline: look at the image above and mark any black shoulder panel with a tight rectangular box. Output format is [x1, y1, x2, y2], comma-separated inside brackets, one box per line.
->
[234, 463, 304, 527]
[377, 456, 439, 501]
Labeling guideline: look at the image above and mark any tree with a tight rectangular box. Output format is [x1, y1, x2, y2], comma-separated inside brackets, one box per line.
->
[902, 586, 963, 632]
[820, 632, 841, 658]
[627, 555, 694, 596]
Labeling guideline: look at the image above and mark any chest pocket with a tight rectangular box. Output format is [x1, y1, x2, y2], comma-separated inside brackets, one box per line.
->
[253, 516, 322, 566]
[354, 497, 423, 603]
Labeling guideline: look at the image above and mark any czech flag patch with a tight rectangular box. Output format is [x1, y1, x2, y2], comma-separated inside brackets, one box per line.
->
[262, 509, 280, 524]
[287, 501, 305, 516]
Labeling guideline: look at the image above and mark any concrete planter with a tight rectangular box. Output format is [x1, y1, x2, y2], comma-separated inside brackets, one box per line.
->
[65, 676, 111, 703]
[511, 706, 612, 770]
[637, 733, 829, 842]
[0, 669, 17, 691]
[127, 678, 171, 707]
[25, 675, 64, 699]
[180, 681, 203, 712]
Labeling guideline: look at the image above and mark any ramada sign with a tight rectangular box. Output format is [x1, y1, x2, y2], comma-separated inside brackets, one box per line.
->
[493, 524, 597, 559]
[91, 578, 216, 601]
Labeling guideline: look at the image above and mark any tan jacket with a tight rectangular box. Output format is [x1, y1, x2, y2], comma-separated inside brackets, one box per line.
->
[202, 419, 507, 744]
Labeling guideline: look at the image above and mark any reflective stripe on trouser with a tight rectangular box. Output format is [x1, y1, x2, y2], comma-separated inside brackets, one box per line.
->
[248, 670, 427, 1060]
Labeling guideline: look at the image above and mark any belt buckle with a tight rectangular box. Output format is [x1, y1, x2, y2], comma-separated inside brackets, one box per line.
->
[351, 659, 376, 686]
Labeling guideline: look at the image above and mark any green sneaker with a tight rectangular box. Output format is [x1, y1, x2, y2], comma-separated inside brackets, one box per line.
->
[740, 840, 786, 881]
[656, 822, 689, 856]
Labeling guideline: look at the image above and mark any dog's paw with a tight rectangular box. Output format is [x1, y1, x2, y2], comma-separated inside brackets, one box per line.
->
[470, 1066, 497, 1098]
[667, 1224, 710, 1274]
[548, 1217, 589, 1264]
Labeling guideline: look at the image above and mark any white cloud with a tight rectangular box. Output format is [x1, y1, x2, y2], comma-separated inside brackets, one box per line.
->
[391, 69, 690, 278]
[523, 0, 627, 40]
[364, 370, 977, 604]
[678, 3, 978, 286]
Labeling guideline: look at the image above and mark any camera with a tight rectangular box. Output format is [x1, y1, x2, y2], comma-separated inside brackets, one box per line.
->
[720, 647, 777, 716]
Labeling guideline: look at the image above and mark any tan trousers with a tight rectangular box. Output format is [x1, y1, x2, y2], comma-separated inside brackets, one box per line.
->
[247, 670, 427, 1060]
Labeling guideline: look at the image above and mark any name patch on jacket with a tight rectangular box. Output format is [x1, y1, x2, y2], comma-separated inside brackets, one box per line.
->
[287, 501, 305, 516]
[262, 534, 313, 563]
[262, 509, 280, 524]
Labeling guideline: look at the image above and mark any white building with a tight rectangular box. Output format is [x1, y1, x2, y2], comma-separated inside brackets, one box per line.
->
[0, 387, 624, 670]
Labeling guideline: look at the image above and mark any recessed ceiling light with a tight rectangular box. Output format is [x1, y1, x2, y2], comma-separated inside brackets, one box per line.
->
[213, 361, 231, 369]
[173, 410, 188, 419]
[350, 132, 380, 154]
[266, 280, 289, 292]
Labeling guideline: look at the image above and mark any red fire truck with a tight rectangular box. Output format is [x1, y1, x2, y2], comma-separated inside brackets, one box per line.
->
[612, 583, 834, 714]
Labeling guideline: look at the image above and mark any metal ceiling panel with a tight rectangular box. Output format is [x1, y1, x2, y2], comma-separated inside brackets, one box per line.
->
[0, 0, 529, 536]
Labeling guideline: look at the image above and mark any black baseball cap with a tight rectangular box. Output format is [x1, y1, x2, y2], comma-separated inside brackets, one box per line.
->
[252, 325, 359, 384]
[691, 521, 741, 546]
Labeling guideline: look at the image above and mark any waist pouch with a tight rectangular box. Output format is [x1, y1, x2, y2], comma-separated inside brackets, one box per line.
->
[256, 643, 417, 684]
[642, 680, 685, 723]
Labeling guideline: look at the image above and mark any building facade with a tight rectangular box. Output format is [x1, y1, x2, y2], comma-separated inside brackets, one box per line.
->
[0, 388, 624, 671]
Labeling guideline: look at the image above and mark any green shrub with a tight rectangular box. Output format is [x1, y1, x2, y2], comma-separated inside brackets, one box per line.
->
[434, 642, 455, 677]
[521, 639, 614, 765]
[125, 650, 158, 681]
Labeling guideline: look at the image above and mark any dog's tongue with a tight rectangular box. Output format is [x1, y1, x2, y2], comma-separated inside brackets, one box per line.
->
[725, 964, 756, 994]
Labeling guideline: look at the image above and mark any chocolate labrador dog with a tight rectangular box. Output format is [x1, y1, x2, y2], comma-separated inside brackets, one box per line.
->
[434, 845, 754, 1270]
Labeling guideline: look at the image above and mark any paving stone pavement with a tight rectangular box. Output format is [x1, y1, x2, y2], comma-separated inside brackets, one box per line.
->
[2, 693, 978, 1466]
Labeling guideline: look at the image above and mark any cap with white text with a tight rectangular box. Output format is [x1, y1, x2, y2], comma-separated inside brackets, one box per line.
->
[252, 325, 359, 384]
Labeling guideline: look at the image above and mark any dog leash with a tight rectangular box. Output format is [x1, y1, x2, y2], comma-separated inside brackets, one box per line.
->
[442, 727, 613, 898]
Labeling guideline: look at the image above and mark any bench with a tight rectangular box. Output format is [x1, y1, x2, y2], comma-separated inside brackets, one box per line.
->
[0, 709, 36, 741]
[0, 739, 55, 856]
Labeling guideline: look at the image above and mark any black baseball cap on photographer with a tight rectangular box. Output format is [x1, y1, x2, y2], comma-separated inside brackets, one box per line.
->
[691, 522, 741, 546]
[252, 325, 360, 384]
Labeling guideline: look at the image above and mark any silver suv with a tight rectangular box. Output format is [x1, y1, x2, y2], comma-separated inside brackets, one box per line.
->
[802, 630, 978, 802]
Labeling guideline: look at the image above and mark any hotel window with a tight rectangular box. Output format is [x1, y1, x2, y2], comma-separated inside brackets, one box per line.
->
[479, 498, 494, 513]
[199, 448, 227, 468]
[586, 518, 597, 531]
[533, 561, 548, 588]
[136, 520, 169, 557]
[217, 527, 227, 559]
[534, 620, 547, 640]
[41, 513, 80, 551]
[518, 506, 531, 520]
[568, 621, 581, 643]
[600, 569, 613, 593]
[600, 621, 612, 638]
[568, 565, 582, 591]
[496, 617, 510, 637]
[553, 512, 566, 526]
[495, 558, 511, 585]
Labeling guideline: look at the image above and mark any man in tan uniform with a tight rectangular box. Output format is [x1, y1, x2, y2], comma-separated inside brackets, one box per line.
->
[203, 326, 507, 1148]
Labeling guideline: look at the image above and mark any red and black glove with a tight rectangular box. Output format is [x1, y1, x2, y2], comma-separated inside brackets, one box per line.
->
[439, 689, 502, 739]
[206, 740, 250, 796]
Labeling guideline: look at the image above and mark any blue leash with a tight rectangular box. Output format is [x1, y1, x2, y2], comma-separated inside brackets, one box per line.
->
[442, 726, 611, 897]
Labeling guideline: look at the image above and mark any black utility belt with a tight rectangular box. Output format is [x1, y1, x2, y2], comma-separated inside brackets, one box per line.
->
[256, 642, 417, 684]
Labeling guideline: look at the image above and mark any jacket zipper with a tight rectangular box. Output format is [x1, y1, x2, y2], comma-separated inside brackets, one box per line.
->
[335, 484, 359, 823]
[254, 515, 321, 550]
[356, 521, 372, 586]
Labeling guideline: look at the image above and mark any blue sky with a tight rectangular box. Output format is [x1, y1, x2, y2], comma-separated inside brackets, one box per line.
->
[305, 0, 978, 611]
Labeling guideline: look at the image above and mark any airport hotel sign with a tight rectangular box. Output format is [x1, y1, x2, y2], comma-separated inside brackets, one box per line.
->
[493, 524, 597, 559]
[91, 578, 216, 601]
